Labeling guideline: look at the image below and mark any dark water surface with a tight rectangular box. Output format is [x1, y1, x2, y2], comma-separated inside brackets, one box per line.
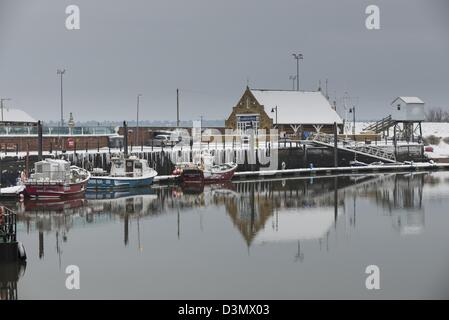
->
[3, 171, 449, 299]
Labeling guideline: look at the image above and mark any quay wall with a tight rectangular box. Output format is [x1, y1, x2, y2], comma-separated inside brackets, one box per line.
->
[0, 145, 426, 187]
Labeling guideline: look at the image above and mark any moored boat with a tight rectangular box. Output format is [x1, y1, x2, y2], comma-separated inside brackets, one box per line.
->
[88, 155, 158, 189]
[24, 159, 90, 199]
[173, 151, 237, 183]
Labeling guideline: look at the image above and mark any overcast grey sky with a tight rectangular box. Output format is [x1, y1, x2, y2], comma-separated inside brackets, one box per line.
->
[0, 0, 448, 122]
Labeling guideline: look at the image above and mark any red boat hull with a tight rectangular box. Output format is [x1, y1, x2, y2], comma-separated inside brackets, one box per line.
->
[25, 180, 89, 199]
[180, 166, 237, 183]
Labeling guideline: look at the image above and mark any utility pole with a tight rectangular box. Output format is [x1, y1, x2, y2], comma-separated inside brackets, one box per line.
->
[292, 53, 303, 91]
[136, 94, 142, 147]
[176, 89, 180, 127]
[0, 98, 11, 122]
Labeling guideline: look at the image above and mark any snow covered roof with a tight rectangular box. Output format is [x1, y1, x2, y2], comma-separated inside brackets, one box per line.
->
[250, 89, 343, 125]
[1, 108, 37, 123]
[394, 97, 424, 104]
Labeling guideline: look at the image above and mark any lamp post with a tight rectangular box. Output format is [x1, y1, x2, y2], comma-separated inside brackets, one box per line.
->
[271, 106, 278, 127]
[0, 98, 11, 122]
[136, 94, 142, 147]
[289, 75, 296, 90]
[292, 53, 303, 91]
[349, 106, 356, 141]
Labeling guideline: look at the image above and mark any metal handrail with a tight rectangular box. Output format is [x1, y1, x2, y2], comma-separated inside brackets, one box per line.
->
[0, 206, 17, 243]
[310, 132, 396, 161]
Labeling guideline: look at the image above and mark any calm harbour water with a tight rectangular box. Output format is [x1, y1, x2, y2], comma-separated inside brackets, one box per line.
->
[3, 171, 449, 299]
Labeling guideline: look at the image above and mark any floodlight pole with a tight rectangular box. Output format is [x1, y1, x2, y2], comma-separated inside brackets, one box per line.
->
[292, 53, 303, 91]
[136, 94, 142, 147]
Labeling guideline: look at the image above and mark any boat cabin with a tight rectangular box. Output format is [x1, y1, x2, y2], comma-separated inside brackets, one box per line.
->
[110, 156, 152, 178]
[30, 159, 71, 183]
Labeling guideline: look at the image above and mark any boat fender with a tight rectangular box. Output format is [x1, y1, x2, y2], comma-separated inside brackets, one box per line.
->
[18, 242, 27, 261]
[0, 206, 4, 224]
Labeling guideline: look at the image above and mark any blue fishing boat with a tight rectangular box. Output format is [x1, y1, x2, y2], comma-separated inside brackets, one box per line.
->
[88, 155, 158, 189]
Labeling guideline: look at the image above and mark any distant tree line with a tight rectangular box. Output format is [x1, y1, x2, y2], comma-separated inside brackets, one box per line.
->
[425, 107, 449, 122]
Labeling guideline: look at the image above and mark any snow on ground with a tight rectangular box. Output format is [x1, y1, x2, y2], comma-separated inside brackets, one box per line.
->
[355, 121, 449, 159]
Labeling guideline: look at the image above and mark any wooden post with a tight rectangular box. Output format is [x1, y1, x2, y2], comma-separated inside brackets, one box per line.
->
[26, 143, 30, 177]
[333, 122, 338, 167]
[393, 124, 397, 159]
[37, 120, 43, 161]
[334, 176, 338, 225]
[123, 121, 128, 156]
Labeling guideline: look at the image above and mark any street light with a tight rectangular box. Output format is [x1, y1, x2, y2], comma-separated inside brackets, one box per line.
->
[289, 75, 296, 91]
[57, 69, 66, 128]
[349, 106, 356, 141]
[136, 94, 142, 147]
[0, 98, 11, 122]
[271, 106, 278, 127]
[292, 53, 303, 91]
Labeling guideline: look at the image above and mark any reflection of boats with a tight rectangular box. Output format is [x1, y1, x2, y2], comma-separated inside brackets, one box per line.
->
[86, 189, 158, 216]
[24, 159, 90, 199]
[88, 155, 158, 189]
[179, 181, 204, 194]
[174, 152, 237, 183]
[85, 187, 157, 200]
[19, 195, 86, 213]
[171, 181, 237, 198]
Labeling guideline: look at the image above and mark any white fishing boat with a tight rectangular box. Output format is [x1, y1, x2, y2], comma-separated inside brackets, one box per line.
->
[88, 155, 158, 189]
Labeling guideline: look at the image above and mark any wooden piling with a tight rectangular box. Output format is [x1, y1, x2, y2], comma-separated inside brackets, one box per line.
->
[333, 122, 338, 167]
[37, 120, 43, 161]
[123, 121, 128, 156]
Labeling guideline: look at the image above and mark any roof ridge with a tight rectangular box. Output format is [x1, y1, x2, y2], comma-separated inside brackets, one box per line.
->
[251, 89, 320, 93]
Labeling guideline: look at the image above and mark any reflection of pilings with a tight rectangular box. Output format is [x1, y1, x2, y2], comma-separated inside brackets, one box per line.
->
[334, 177, 338, 227]
[124, 214, 129, 246]
[177, 209, 180, 240]
[38, 231, 44, 259]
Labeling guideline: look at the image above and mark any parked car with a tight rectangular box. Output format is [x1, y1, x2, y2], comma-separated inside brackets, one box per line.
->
[152, 134, 176, 147]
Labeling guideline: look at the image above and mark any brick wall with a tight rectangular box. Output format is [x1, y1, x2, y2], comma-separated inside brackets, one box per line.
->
[0, 136, 110, 152]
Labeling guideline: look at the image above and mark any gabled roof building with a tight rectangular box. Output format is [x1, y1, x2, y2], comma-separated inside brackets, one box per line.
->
[226, 87, 343, 137]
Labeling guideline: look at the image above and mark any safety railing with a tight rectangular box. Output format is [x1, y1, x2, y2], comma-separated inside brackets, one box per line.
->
[0, 206, 17, 243]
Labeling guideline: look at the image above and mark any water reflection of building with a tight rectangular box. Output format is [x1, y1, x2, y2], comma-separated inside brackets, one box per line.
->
[225, 177, 349, 246]
[10, 171, 439, 266]
[352, 173, 426, 235]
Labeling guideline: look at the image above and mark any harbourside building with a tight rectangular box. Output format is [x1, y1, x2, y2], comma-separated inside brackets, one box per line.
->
[0, 108, 118, 152]
[225, 86, 343, 138]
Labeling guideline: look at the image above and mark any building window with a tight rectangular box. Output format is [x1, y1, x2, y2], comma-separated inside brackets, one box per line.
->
[236, 114, 260, 134]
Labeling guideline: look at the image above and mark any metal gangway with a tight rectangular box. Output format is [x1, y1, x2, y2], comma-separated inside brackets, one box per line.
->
[309, 133, 397, 163]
